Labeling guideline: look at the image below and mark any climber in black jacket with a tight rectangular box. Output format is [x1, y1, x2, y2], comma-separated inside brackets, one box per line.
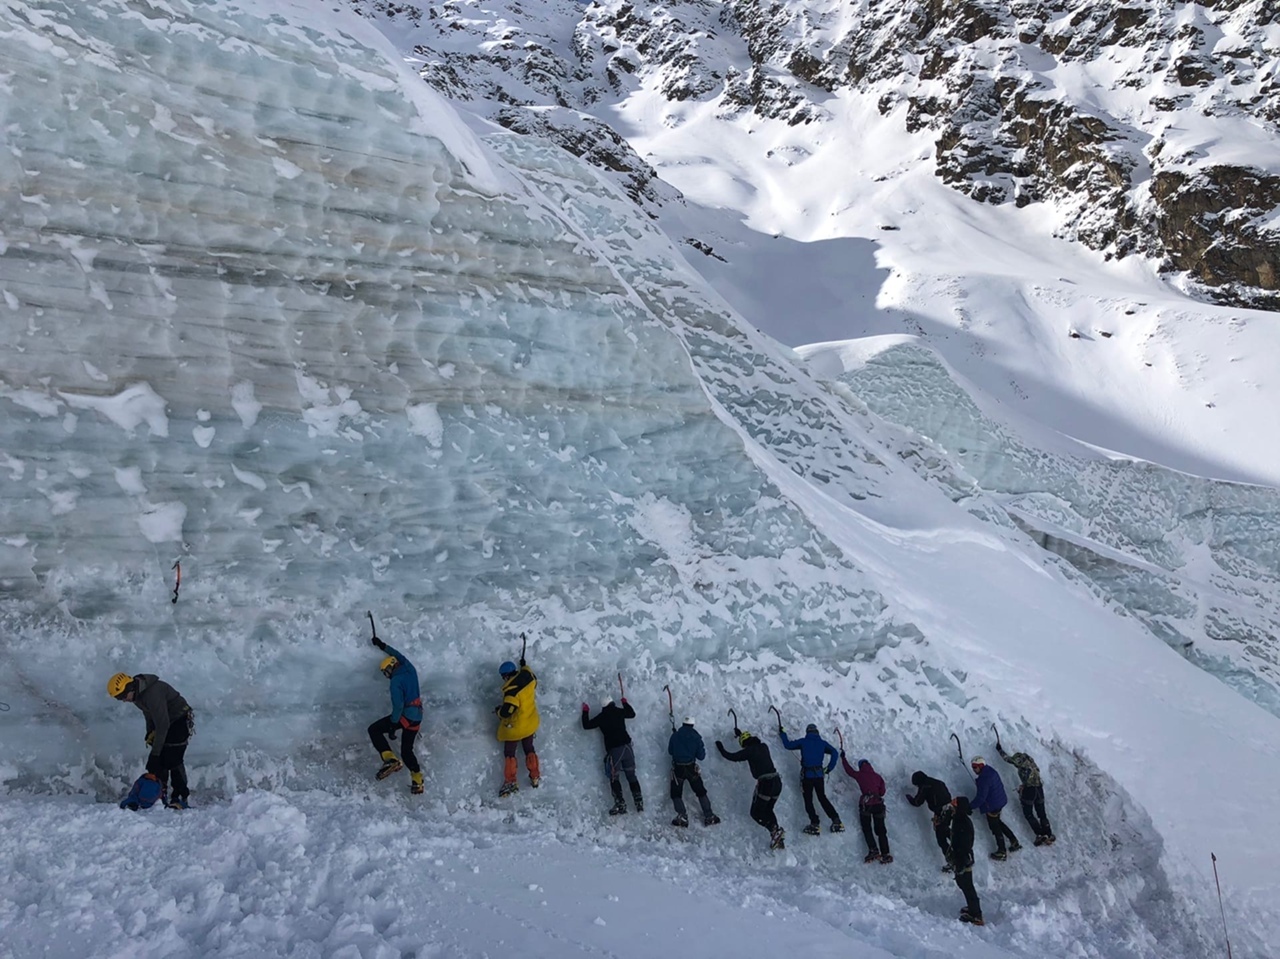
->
[717, 730, 786, 849]
[950, 796, 984, 925]
[906, 770, 954, 870]
[582, 697, 643, 815]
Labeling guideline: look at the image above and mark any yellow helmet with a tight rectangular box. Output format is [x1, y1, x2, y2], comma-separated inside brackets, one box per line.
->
[107, 672, 133, 699]
[738, 730, 753, 745]
[379, 656, 398, 678]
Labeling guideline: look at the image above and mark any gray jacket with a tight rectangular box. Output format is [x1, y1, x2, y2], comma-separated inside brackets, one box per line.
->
[132, 674, 191, 756]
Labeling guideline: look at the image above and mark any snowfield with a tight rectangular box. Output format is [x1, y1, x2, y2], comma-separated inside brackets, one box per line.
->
[1, 1, 1278, 958]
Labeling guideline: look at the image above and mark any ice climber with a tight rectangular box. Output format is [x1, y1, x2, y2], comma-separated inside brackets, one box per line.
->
[716, 729, 786, 849]
[779, 722, 843, 835]
[840, 753, 891, 862]
[108, 672, 194, 810]
[906, 770, 954, 870]
[950, 796, 984, 926]
[997, 742, 1056, 845]
[970, 756, 1022, 860]
[495, 657, 541, 796]
[582, 696, 644, 815]
[368, 632, 424, 795]
[668, 717, 719, 827]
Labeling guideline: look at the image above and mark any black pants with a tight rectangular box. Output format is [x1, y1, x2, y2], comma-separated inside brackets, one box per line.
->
[985, 809, 1020, 853]
[750, 775, 782, 832]
[605, 744, 642, 807]
[955, 864, 982, 919]
[147, 711, 192, 802]
[1019, 785, 1053, 837]
[801, 777, 840, 825]
[859, 804, 890, 856]
[670, 762, 713, 819]
[932, 807, 953, 862]
[604, 744, 639, 786]
[368, 716, 420, 774]
[502, 736, 536, 758]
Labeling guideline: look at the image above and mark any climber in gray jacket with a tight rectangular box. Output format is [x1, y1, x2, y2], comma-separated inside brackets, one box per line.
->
[109, 671, 194, 808]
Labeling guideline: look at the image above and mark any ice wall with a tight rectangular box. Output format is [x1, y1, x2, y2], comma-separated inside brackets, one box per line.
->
[0, 0, 909, 769]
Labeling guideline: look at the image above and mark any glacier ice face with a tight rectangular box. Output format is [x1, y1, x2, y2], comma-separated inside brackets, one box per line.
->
[834, 342, 1280, 717]
[0, 0, 905, 758]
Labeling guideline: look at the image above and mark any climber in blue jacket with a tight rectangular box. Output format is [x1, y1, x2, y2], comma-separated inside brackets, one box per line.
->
[369, 632, 425, 795]
[971, 756, 1022, 860]
[779, 722, 843, 834]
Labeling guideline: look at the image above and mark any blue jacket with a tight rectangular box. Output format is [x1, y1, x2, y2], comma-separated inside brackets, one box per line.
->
[779, 729, 838, 779]
[972, 763, 1008, 814]
[668, 724, 706, 765]
[384, 645, 423, 728]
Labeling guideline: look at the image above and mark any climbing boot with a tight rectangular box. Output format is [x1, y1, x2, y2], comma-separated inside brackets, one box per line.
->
[376, 752, 403, 781]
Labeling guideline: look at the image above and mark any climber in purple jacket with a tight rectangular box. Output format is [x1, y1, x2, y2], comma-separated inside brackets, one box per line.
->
[841, 753, 892, 863]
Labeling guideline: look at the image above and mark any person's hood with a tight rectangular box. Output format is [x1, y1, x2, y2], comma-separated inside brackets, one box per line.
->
[911, 770, 927, 786]
[954, 796, 971, 815]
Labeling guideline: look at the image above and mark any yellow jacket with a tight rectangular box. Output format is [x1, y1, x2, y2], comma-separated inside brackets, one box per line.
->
[496, 666, 540, 741]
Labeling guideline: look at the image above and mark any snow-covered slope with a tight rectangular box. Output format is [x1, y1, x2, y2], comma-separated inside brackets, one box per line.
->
[355, 0, 1280, 491]
[1, 2, 1278, 958]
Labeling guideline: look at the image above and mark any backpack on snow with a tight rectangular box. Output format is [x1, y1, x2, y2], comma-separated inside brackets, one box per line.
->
[120, 773, 166, 810]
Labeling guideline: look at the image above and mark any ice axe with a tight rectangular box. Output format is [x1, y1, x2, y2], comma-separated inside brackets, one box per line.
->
[992, 723, 1003, 752]
[663, 684, 675, 731]
[951, 732, 975, 779]
[727, 707, 740, 737]
[366, 610, 379, 643]
[771, 705, 801, 768]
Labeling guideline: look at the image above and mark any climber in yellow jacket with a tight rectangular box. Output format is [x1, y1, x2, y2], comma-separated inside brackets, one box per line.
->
[495, 655, 540, 797]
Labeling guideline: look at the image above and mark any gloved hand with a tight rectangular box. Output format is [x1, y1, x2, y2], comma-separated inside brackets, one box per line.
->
[620, 697, 628, 706]
[777, 725, 785, 735]
[145, 753, 163, 776]
[581, 703, 590, 712]
[145, 731, 155, 747]
[388, 727, 398, 741]
[371, 635, 386, 650]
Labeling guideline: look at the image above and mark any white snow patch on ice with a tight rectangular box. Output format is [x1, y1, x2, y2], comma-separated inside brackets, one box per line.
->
[57, 383, 168, 437]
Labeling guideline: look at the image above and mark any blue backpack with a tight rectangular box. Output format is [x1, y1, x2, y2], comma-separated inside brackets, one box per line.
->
[120, 773, 165, 810]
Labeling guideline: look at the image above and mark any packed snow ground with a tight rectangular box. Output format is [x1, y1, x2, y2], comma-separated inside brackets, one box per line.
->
[2, 2, 1279, 958]
[1, 789, 1028, 959]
